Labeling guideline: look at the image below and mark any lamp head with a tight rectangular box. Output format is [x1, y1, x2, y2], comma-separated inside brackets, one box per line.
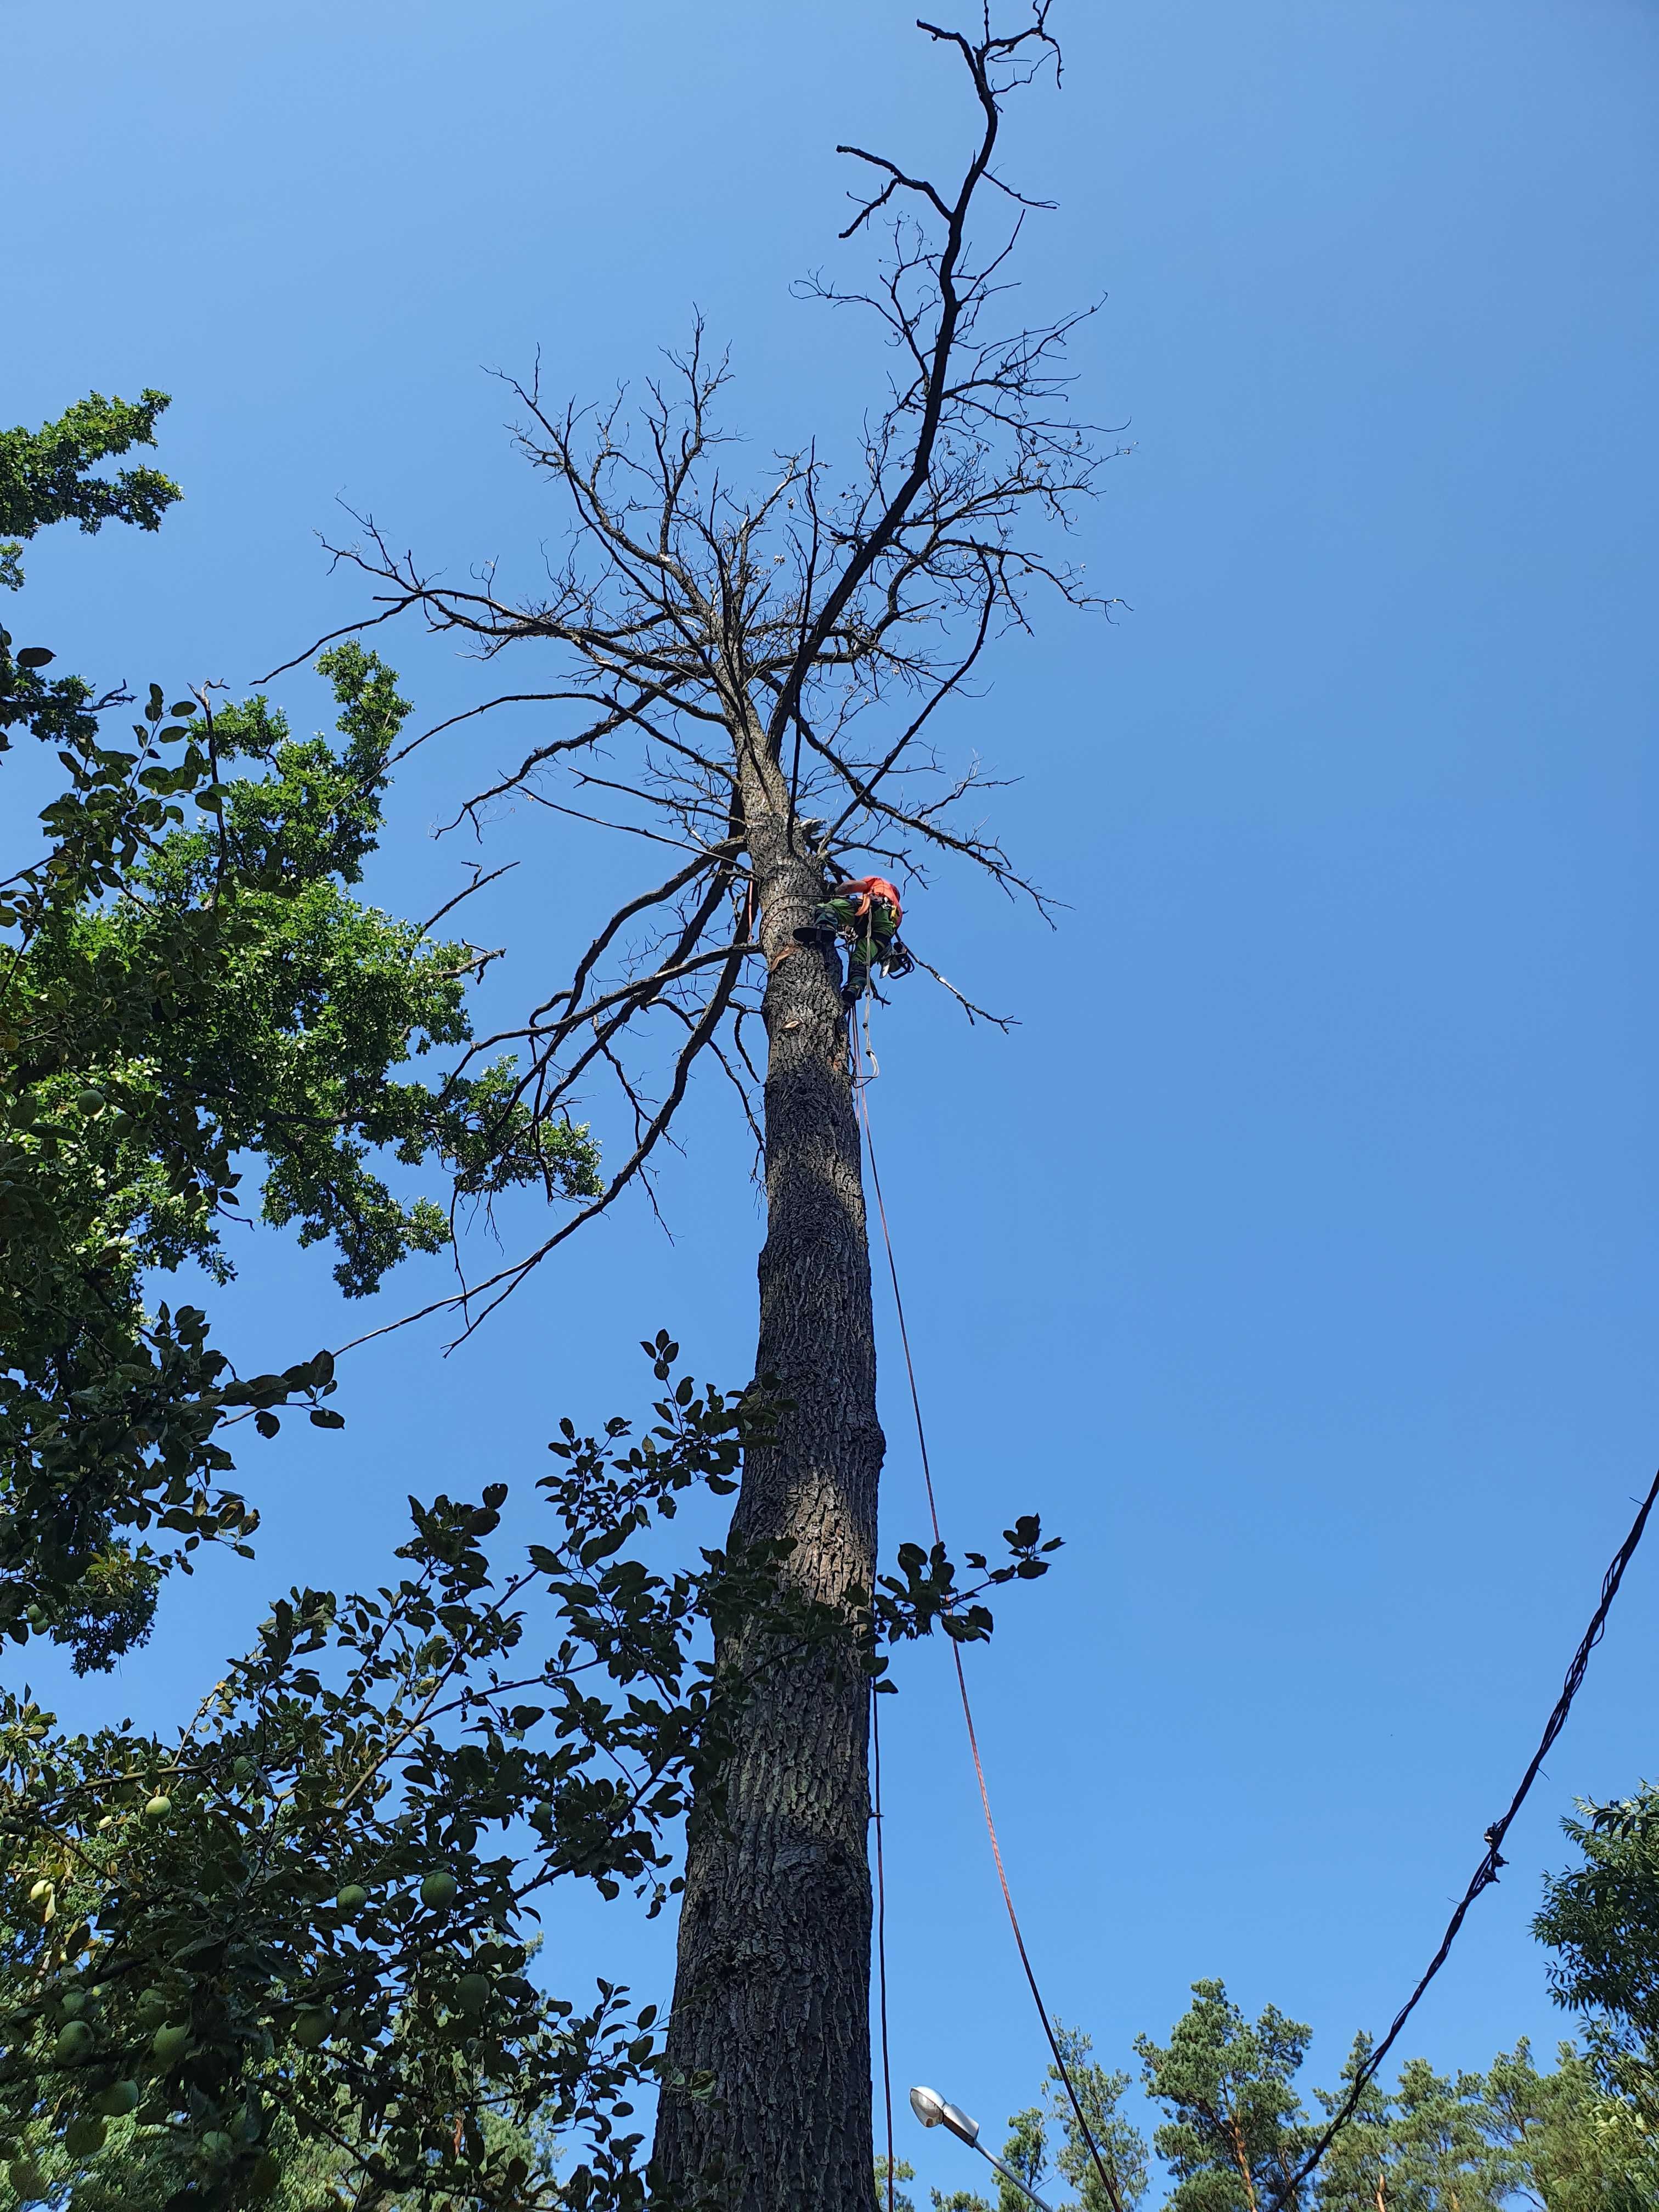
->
[909, 2085, 980, 2146]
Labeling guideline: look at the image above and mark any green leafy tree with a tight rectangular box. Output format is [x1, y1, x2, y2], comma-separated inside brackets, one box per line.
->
[875, 2153, 918, 2212]
[1476, 2035, 1659, 2212]
[1525, 1790, 1659, 2208]
[1312, 2035, 1395, 2212]
[0, 389, 180, 591]
[1136, 1981, 1316, 2212]
[291, 15, 1110, 2201]
[0, 1334, 1048, 2209]
[997, 2107, 1052, 2211]
[1, 397, 597, 1668]
[1383, 2058, 1507, 2210]
[912, 2044, 1144, 2212]
[1042, 2024, 1148, 2212]
[1536, 1790, 1659, 2076]
[5, 2078, 558, 2210]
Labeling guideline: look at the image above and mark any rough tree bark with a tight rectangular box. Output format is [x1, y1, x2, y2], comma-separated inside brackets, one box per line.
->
[652, 768, 884, 2210]
[276, 13, 1107, 2205]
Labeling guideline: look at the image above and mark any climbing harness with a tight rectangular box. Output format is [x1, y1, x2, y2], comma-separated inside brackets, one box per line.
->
[798, 876, 914, 1011]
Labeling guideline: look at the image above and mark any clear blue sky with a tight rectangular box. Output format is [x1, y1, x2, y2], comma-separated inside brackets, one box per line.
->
[8, 0, 1659, 2197]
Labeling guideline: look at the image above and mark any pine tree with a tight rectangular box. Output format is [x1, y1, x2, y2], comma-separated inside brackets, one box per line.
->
[1136, 1980, 1316, 2212]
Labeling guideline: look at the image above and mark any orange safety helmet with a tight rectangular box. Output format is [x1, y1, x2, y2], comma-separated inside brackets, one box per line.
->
[834, 876, 904, 928]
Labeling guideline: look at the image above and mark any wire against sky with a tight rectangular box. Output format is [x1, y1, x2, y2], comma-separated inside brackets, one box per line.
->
[1270, 1455, 1659, 2202]
[855, 1021, 1659, 2211]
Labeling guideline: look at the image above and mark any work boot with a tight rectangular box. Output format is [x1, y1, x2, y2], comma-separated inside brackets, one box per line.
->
[793, 923, 839, 950]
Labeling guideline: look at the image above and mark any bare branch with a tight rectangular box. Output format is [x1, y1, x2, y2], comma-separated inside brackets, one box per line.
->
[910, 951, 1019, 1030]
[418, 861, 519, 937]
[273, 5, 1101, 1322]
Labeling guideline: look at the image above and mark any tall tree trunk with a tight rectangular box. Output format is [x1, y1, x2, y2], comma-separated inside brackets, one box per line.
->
[652, 763, 883, 2212]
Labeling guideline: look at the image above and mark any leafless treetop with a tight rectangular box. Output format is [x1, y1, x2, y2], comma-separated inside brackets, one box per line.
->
[276, 4, 1123, 1336]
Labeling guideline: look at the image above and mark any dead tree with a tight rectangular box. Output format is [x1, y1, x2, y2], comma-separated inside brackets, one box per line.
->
[279, 10, 1115, 2205]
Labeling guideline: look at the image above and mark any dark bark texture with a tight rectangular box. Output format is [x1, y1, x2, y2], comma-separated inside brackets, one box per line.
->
[287, 20, 1097, 2202]
[653, 803, 883, 2212]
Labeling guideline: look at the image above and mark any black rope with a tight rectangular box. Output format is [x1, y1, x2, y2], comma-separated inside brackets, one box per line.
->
[1273, 1463, 1659, 2205]
[788, 717, 805, 849]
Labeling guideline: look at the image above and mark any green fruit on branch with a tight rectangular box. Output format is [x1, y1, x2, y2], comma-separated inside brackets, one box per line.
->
[63, 2115, 106, 2158]
[335, 1883, 368, 1914]
[93, 2080, 139, 2117]
[142, 1794, 172, 1822]
[291, 2009, 330, 2050]
[419, 1868, 458, 1911]
[151, 2023, 190, 2064]
[54, 2018, 94, 2060]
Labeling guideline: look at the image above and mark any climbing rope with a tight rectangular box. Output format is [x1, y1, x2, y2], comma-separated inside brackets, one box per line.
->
[853, 1025, 1128, 2212]
[851, 1012, 1658, 2208]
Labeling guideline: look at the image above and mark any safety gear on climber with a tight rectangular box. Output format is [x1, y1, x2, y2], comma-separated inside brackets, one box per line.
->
[811, 877, 909, 1008]
[834, 876, 904, 928]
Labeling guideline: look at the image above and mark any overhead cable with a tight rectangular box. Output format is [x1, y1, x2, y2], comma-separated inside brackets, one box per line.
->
[1273, 1460, 1659, 2204]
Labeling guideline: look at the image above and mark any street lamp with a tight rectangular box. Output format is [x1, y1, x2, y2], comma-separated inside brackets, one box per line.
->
[909, 2084, 1056, 2212]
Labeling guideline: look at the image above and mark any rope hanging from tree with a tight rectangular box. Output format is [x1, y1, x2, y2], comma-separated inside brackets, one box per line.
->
[855, 1029, 1130, 2212]
[854, 1010, 1659, 2211]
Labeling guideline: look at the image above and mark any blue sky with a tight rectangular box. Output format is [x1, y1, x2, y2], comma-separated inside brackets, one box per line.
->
[7, 0, 1659, 2196]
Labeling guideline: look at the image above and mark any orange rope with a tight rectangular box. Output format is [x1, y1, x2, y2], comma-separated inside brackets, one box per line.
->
[853, 1036, 1126, 2212]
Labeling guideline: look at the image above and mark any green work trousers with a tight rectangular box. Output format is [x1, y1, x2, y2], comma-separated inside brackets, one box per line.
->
[815, 896, 898, 997]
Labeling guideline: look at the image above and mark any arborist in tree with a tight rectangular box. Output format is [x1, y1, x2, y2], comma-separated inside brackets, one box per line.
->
[795, 874, 914, 1009]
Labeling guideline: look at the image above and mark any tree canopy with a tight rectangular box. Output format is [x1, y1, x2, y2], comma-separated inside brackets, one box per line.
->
[1, 396, 598, 1668]
[0, 391, 181, 594]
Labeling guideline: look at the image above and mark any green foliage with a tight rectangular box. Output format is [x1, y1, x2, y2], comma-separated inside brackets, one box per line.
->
[896, 1788, 1659, 2212]
[997, 2107, 1051, 2212]
[0, 1336, 1031, 2209]
[5, 2087, 559, 2210]
[1, 624, 599, 1669]
[0, 1347, 756, 2209]
[1527, 1790, 1659, 2207]
[1308, 2035, 1393, 2212]
[906, 2040, 1145, 2212]
[0, 390, 181, 591]
[1043, 2026, 1148, 2212]
[1479, 2036, 1659, 2212]
[1136, 1982, 1315, 2212]
[876, 2152, 918, 2212]
[1537, 1788, 1659, 2056]
[0, 402, 600, 1668]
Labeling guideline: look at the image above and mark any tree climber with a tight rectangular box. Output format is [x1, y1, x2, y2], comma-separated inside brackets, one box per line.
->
[795, 875, 914, 1008]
